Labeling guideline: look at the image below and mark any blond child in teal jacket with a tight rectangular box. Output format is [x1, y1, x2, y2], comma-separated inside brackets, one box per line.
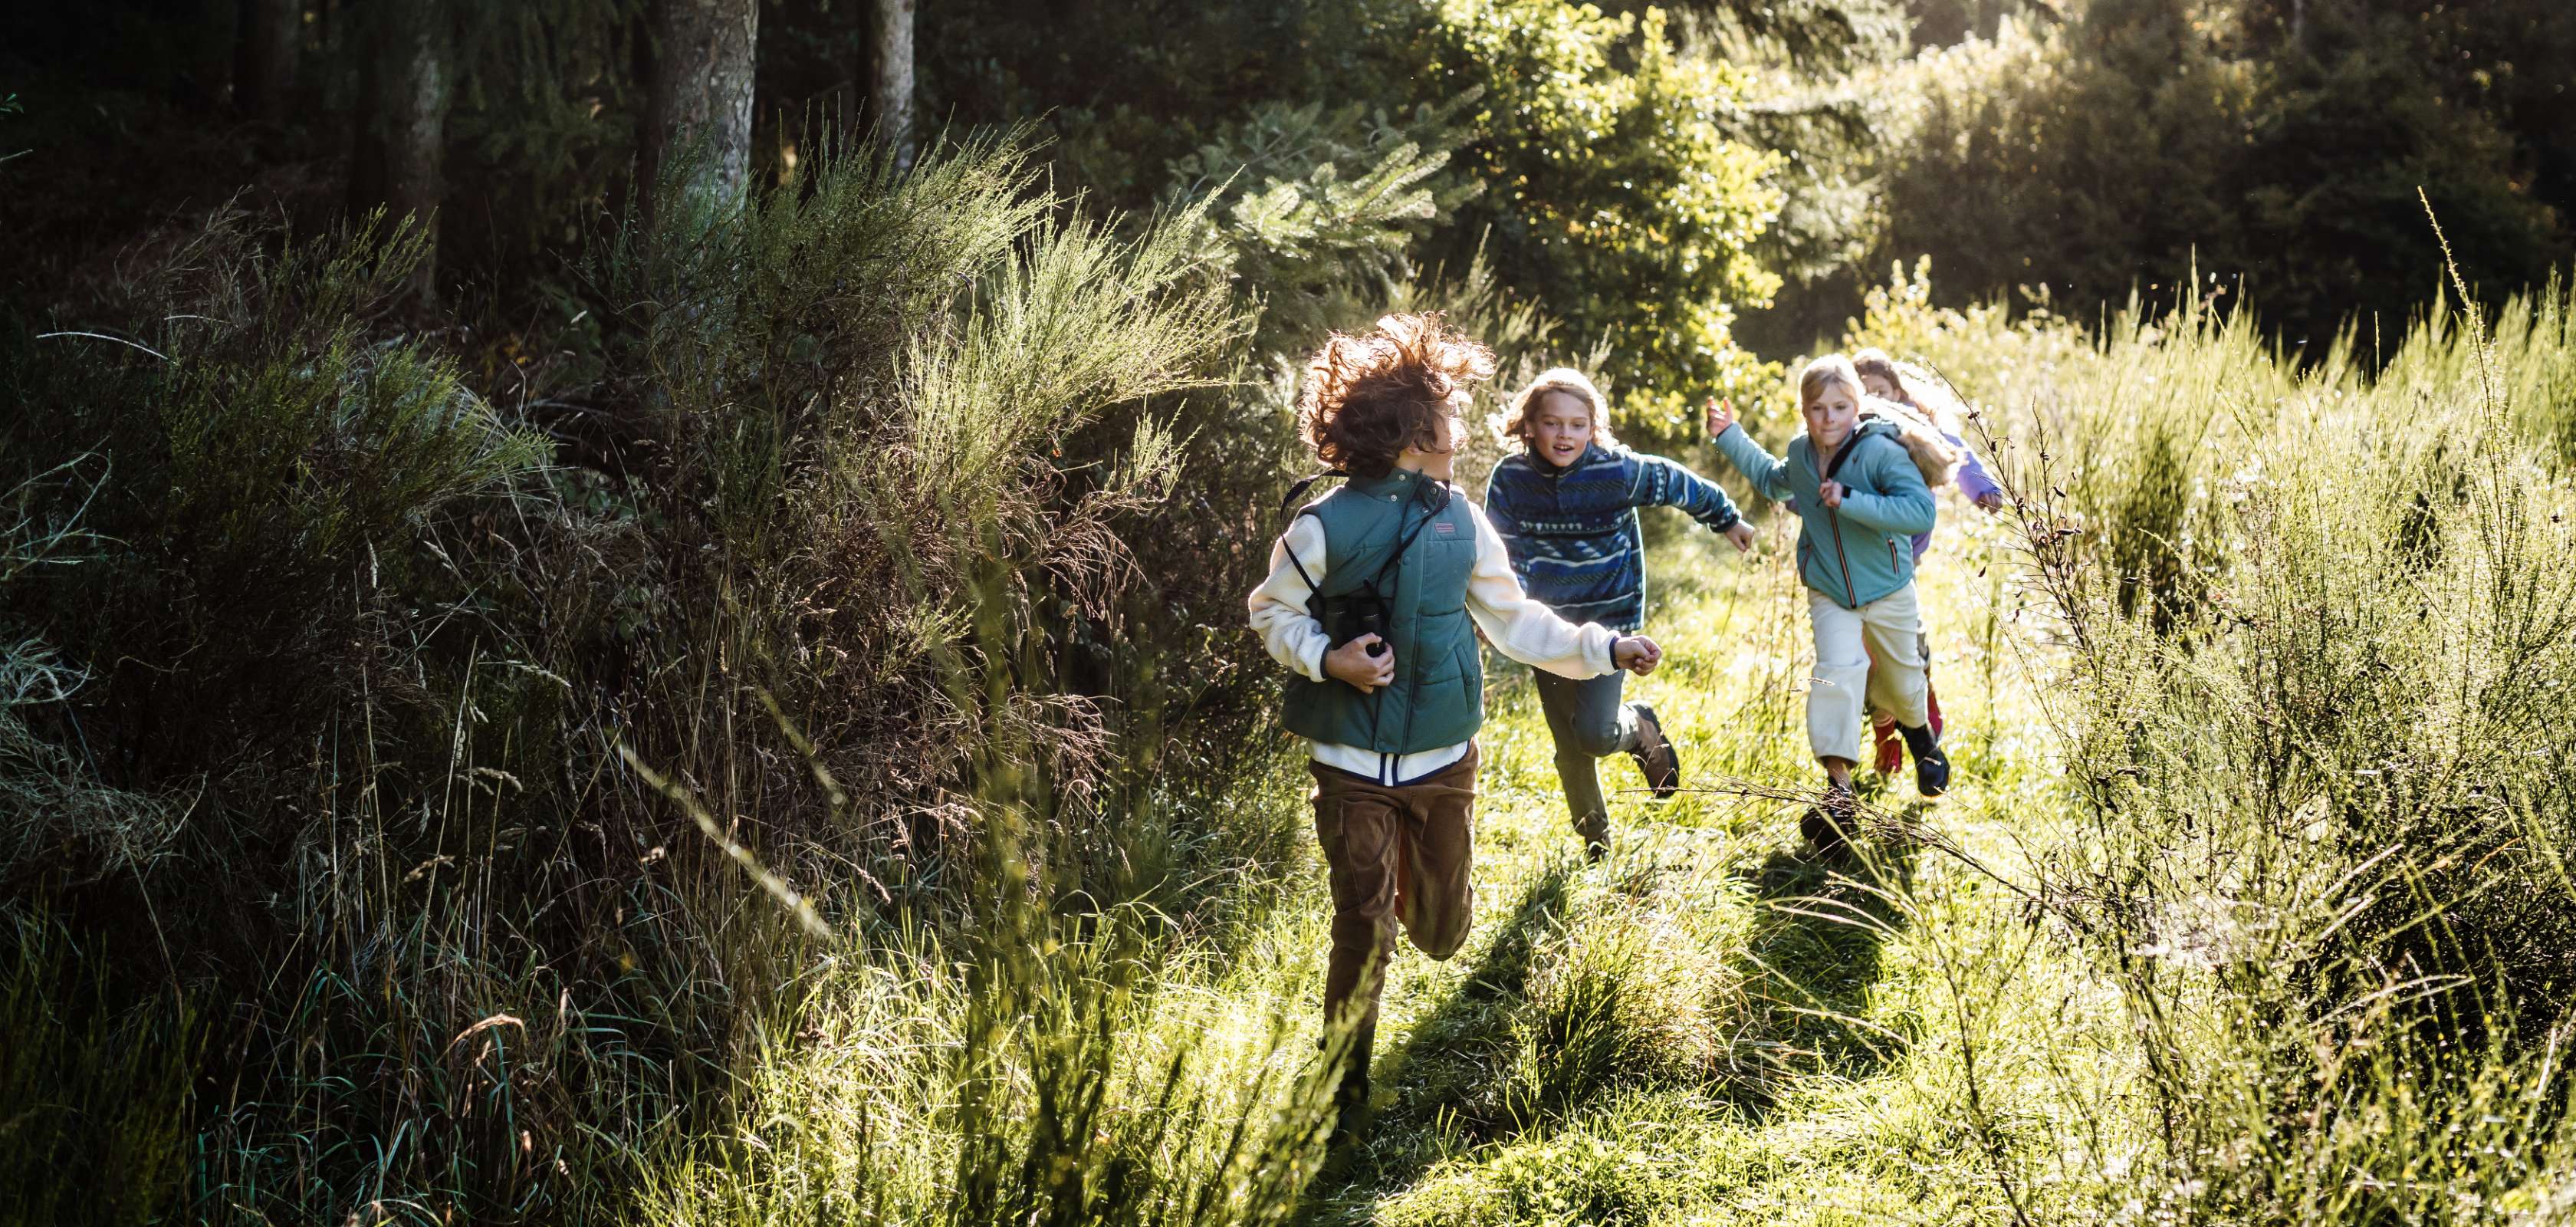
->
[1707, 354, 1954, 850]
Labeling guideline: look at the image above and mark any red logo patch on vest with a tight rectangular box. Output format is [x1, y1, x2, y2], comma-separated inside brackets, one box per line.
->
[1434, 520, 1457, 536]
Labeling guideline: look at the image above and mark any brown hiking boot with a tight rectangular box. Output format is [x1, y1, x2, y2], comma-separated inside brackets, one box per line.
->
[1626, 702, 1680, 799]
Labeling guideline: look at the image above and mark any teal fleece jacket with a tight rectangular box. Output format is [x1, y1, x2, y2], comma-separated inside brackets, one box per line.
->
[1714, 419, 1935, 610]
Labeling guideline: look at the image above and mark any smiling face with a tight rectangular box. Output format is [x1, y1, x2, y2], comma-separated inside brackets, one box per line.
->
[1803, 377, 1861, 455]
[1528, 390, 1595, 468]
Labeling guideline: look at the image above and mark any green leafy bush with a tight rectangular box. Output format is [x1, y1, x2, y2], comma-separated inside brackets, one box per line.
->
[1876, 0, 2568, 355]
[1427, 1, 1787, 431]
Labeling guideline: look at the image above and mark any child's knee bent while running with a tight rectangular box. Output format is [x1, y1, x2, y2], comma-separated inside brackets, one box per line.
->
[1708, 354, 1954, 825]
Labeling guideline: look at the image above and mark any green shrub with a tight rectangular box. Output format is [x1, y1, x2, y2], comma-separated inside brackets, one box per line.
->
[0, 123, 1307, 1220]
[1875, 0, 2569, 356]
[1427, 1, 1786, 432]
[0, 908, 196, 1226]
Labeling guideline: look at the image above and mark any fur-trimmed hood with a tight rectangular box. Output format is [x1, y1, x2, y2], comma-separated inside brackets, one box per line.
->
[1857, 398, 1962, 489]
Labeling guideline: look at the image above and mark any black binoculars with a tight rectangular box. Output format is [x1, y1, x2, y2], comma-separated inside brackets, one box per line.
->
[1317, 588, 1392, 657]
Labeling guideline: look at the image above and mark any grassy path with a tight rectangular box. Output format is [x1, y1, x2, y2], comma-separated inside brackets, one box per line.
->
[1280, 505, 2108, 1225]
[637, 500, 2138, 1225]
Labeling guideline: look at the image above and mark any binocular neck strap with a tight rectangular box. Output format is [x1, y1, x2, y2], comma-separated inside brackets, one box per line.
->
[1280, 487, 1442, 597]
[1277, 470, 1350, 515]
[1281, 508, 1322, 592]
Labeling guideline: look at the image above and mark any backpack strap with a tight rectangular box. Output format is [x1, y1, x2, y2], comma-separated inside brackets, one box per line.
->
[1822, 430, 1868, 483]
[1281, 507, 1323, 591]
[1277, 469, 1349, 515]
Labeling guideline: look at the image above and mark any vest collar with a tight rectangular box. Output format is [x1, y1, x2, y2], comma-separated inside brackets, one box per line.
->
[1347, 468, 1439, 502]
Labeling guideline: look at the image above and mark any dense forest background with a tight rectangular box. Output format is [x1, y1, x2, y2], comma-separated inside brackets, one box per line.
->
[3, 1, 2574, 1222]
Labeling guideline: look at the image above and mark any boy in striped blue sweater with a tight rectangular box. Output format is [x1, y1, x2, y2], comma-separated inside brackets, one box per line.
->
[1484, 369, 1754, 859]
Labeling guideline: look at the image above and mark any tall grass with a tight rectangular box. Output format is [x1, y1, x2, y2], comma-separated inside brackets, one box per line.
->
[0, 107, 1500, 1219]
[1856, 263, 2576, 1221]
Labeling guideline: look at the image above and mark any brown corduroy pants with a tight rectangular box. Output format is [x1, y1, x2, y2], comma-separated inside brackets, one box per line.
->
[1311, 745, 1478, 1040]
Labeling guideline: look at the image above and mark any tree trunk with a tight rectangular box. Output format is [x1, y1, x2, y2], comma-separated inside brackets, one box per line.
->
[871, 0, 915, 169]
[644, 0, 759, 232]
[235, 0, 300, 122]
[350, 0, 449, 306]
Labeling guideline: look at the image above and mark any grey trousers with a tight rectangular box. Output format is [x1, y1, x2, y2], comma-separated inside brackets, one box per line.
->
[1533, 669, 1638, 833]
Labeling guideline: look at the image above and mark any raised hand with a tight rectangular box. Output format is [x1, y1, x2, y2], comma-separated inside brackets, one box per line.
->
[1704, 396, 1737, 439]
[1325, 633, 1395, 693]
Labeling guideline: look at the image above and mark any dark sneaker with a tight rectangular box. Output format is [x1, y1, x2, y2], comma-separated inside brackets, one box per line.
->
[1899, 722, 1950, 798]
[1627, 702, 1681, 799]
[1800, 781, 1857, 857]
[1572, 809, 1611, 864]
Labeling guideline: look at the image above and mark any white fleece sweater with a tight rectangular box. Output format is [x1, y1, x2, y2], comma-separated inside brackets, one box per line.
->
[1247, 493, 1619, 785]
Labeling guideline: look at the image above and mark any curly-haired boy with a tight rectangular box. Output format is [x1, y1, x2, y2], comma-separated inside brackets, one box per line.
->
[1247, 314, 1661, 1142]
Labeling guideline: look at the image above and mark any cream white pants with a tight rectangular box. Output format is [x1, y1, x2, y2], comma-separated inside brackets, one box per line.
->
[1806, 583, 1929, 764]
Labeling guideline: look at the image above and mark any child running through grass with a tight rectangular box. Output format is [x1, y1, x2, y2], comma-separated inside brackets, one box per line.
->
[1248, 315, 1662, 1143]
[1704, 354, 1957, 850]
[1850, 348, 2007, 778]
[1483, 368, 1753, 860]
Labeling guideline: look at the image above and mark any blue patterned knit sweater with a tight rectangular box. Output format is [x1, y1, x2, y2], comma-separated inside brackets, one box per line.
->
[1483, 442, 1743, 633]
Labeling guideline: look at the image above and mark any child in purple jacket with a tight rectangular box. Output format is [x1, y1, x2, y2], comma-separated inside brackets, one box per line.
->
[1852, 350, 2005, 775]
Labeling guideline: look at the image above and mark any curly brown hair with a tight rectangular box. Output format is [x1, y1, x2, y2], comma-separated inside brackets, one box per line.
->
[1298, 313, 1497, 478]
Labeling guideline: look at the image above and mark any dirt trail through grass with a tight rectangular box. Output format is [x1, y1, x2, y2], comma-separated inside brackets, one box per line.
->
[1287, 505, 2092, 1225]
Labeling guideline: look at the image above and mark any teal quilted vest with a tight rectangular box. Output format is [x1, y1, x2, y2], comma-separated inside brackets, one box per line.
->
[1280, 469, 1484, 752]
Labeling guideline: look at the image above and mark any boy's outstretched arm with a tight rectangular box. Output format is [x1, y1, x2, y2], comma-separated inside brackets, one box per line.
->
[1832, 446, 1938, 536]
[1630, 452, 1741, 530]
[1629, 451, 1756, 550]
[1460, 503, 1652, 678]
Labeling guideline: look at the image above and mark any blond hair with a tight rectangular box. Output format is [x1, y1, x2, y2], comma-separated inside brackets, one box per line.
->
[1801, 353, 1960, 488]
[1797, 354, 1865, 412]
[1500, 367, 1618, 447]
